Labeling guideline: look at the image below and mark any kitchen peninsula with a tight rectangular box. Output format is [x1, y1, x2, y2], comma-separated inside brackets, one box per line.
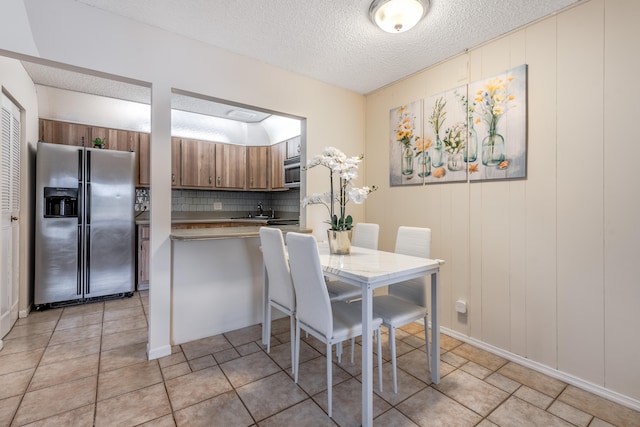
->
[167, 221, 309, 344]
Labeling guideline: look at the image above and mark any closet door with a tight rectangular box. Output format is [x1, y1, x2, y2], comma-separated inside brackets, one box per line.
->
[1, 94, 21, 340]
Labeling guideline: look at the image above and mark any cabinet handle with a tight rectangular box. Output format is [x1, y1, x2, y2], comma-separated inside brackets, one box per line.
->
[172, 173, 175, 184]
[11, 216, 18, 222]
[209, 176, 212, 184]
[217, 177, 221, 186]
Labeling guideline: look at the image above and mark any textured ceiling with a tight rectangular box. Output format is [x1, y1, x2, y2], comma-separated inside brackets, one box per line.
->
[24, 0, 580, 122]
[72, 0, 579, 94]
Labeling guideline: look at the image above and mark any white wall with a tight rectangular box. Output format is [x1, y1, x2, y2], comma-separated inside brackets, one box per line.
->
[0, 57, 39, 315]
[36, 85, 150, 132]
[1, 0, 365, 359]
[364, 0, 640, 407]
[36, 85, 301, 146]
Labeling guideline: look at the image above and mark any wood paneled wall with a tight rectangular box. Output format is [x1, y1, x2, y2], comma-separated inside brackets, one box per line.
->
[364, 0, 640, 405]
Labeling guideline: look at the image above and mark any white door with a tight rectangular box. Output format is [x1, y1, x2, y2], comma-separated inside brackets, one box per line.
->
[1, 93, 21, 340]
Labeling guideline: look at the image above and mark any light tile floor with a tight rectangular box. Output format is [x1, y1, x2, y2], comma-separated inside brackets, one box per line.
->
[1, 291, 639, 426]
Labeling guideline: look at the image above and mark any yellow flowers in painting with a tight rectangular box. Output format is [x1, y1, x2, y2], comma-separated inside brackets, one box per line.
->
[395, 105, 416, 148]
[473, 76, 516, 134]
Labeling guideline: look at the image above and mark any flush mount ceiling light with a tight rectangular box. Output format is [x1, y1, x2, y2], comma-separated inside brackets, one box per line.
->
[369, 0, 429, 33]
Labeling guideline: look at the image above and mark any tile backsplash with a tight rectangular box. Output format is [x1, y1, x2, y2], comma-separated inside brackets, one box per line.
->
[135, 188, 300, 215]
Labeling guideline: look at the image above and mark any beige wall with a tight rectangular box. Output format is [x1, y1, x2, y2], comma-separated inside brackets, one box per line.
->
[365, 0, 640, 405]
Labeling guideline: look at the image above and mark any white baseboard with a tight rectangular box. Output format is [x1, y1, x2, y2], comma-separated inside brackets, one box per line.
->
[147, 343, 172, 360]
[19, 306, 31, 318]
[437, 325, 640, 413]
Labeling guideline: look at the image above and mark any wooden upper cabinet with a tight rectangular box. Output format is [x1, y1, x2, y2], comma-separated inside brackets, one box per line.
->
[270, 142, 286, 190]
[138, 133, 150, 187]
[215, 143, 245, 189]
[181, 138, 215, 188]
[286, 135, 301, 159]
[107, 129, 138, 152]
[40, 119, 90, 147]
[247, 146, 269, 190]
[89, 127, 109, 148]
[171, 137, 181, 187]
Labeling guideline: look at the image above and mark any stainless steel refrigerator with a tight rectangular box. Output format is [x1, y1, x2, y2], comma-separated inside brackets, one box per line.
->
[35, 142, 135, 308]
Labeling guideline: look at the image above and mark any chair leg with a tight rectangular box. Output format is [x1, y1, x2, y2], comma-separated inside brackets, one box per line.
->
[290, 314, 296, 375]
[390, 326, 398, 394]
[350, 337, 355, 364]
[336, 341, 342, 364]
[266, 304, 272, 353]
[327, 343, 333, 417]
[294, 321, 301, 383]
[376, 327, 383, 393]
[423, 315, 430, 369]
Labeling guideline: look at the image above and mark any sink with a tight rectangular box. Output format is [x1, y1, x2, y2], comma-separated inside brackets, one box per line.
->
[230, 215, 276, 220]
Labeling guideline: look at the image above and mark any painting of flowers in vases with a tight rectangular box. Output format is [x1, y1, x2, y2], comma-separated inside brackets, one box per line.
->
[389, 100, 423, 186]
[468, 64, 527, 181]
[423, 85, 469, 183]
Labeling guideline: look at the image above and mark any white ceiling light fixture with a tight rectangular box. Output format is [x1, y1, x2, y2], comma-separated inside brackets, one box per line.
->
[370, 0, 429, 33]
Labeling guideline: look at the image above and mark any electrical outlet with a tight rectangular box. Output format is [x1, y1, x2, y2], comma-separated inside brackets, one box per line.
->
[455, 300, 467, 314]
[213, 202, 222, 210]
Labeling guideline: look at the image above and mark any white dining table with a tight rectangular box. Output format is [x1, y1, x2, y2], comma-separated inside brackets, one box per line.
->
[261, 242, 442, 427]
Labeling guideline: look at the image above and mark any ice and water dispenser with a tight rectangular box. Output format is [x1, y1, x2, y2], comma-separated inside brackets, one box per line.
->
[44, 187, 78, 218]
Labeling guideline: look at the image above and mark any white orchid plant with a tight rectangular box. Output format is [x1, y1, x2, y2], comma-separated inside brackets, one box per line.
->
[302, 147, 376, 231]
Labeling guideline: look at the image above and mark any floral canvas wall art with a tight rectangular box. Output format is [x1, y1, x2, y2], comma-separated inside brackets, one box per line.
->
[468, 64, 527, 181]
[423, 85, 468, 184]
[389, 100, 423, 186]
[388, 64, 527, 185]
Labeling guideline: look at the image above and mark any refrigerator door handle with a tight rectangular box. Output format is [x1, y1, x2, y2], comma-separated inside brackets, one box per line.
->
[86, 183, 92, 225]
[78, 149, 83, 182]
[86, 225, 91, 295]
[77, 225, 82, 296]
[86, 150, 91, 183]
[85, 150, 91, 296]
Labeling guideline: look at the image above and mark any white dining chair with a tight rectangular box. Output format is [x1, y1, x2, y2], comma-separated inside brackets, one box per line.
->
[286, 232, 383, 417]
[325, 223, 380, 302]
[259, 227, 296, 374]
[354, 226, 431, 393]
[351, 222, 380, 250]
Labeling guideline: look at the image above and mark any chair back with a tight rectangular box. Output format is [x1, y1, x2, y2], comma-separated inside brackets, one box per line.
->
[286, 232, 333, 338]
[260, 227, 295, 311]
[351, 223, 380, 250]
[391, 226, 431, 307]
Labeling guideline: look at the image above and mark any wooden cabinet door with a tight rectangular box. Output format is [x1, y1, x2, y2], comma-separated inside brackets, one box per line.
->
[89, 126, 109, 148]
[181, 139, 215, 188]
[40, 119, 90, 146]
[247, 146, 269, 190]
[108, 129, 138, 152]
[270, 142, 286, 190]
[286, 135, 301, 159]
[138, 133, 150, 186]
[215, 143, 245, 189]
[171, 137, 181, 187]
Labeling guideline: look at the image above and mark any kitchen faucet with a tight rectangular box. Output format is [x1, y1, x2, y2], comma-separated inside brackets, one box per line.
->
[258, 201, 263, 215]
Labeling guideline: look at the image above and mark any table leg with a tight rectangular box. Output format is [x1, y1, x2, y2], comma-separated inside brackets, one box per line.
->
[261, 263, 269, 345]
[430, 270, 440, 384]
[361, 284, 373, 427]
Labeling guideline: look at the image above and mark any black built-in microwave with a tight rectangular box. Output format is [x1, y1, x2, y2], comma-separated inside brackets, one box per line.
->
[284, 157, 301, 188]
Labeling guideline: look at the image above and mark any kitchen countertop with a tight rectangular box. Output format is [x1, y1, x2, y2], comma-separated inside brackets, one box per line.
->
[135, 211, 300, 225]
[170, 224, 311, 241]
